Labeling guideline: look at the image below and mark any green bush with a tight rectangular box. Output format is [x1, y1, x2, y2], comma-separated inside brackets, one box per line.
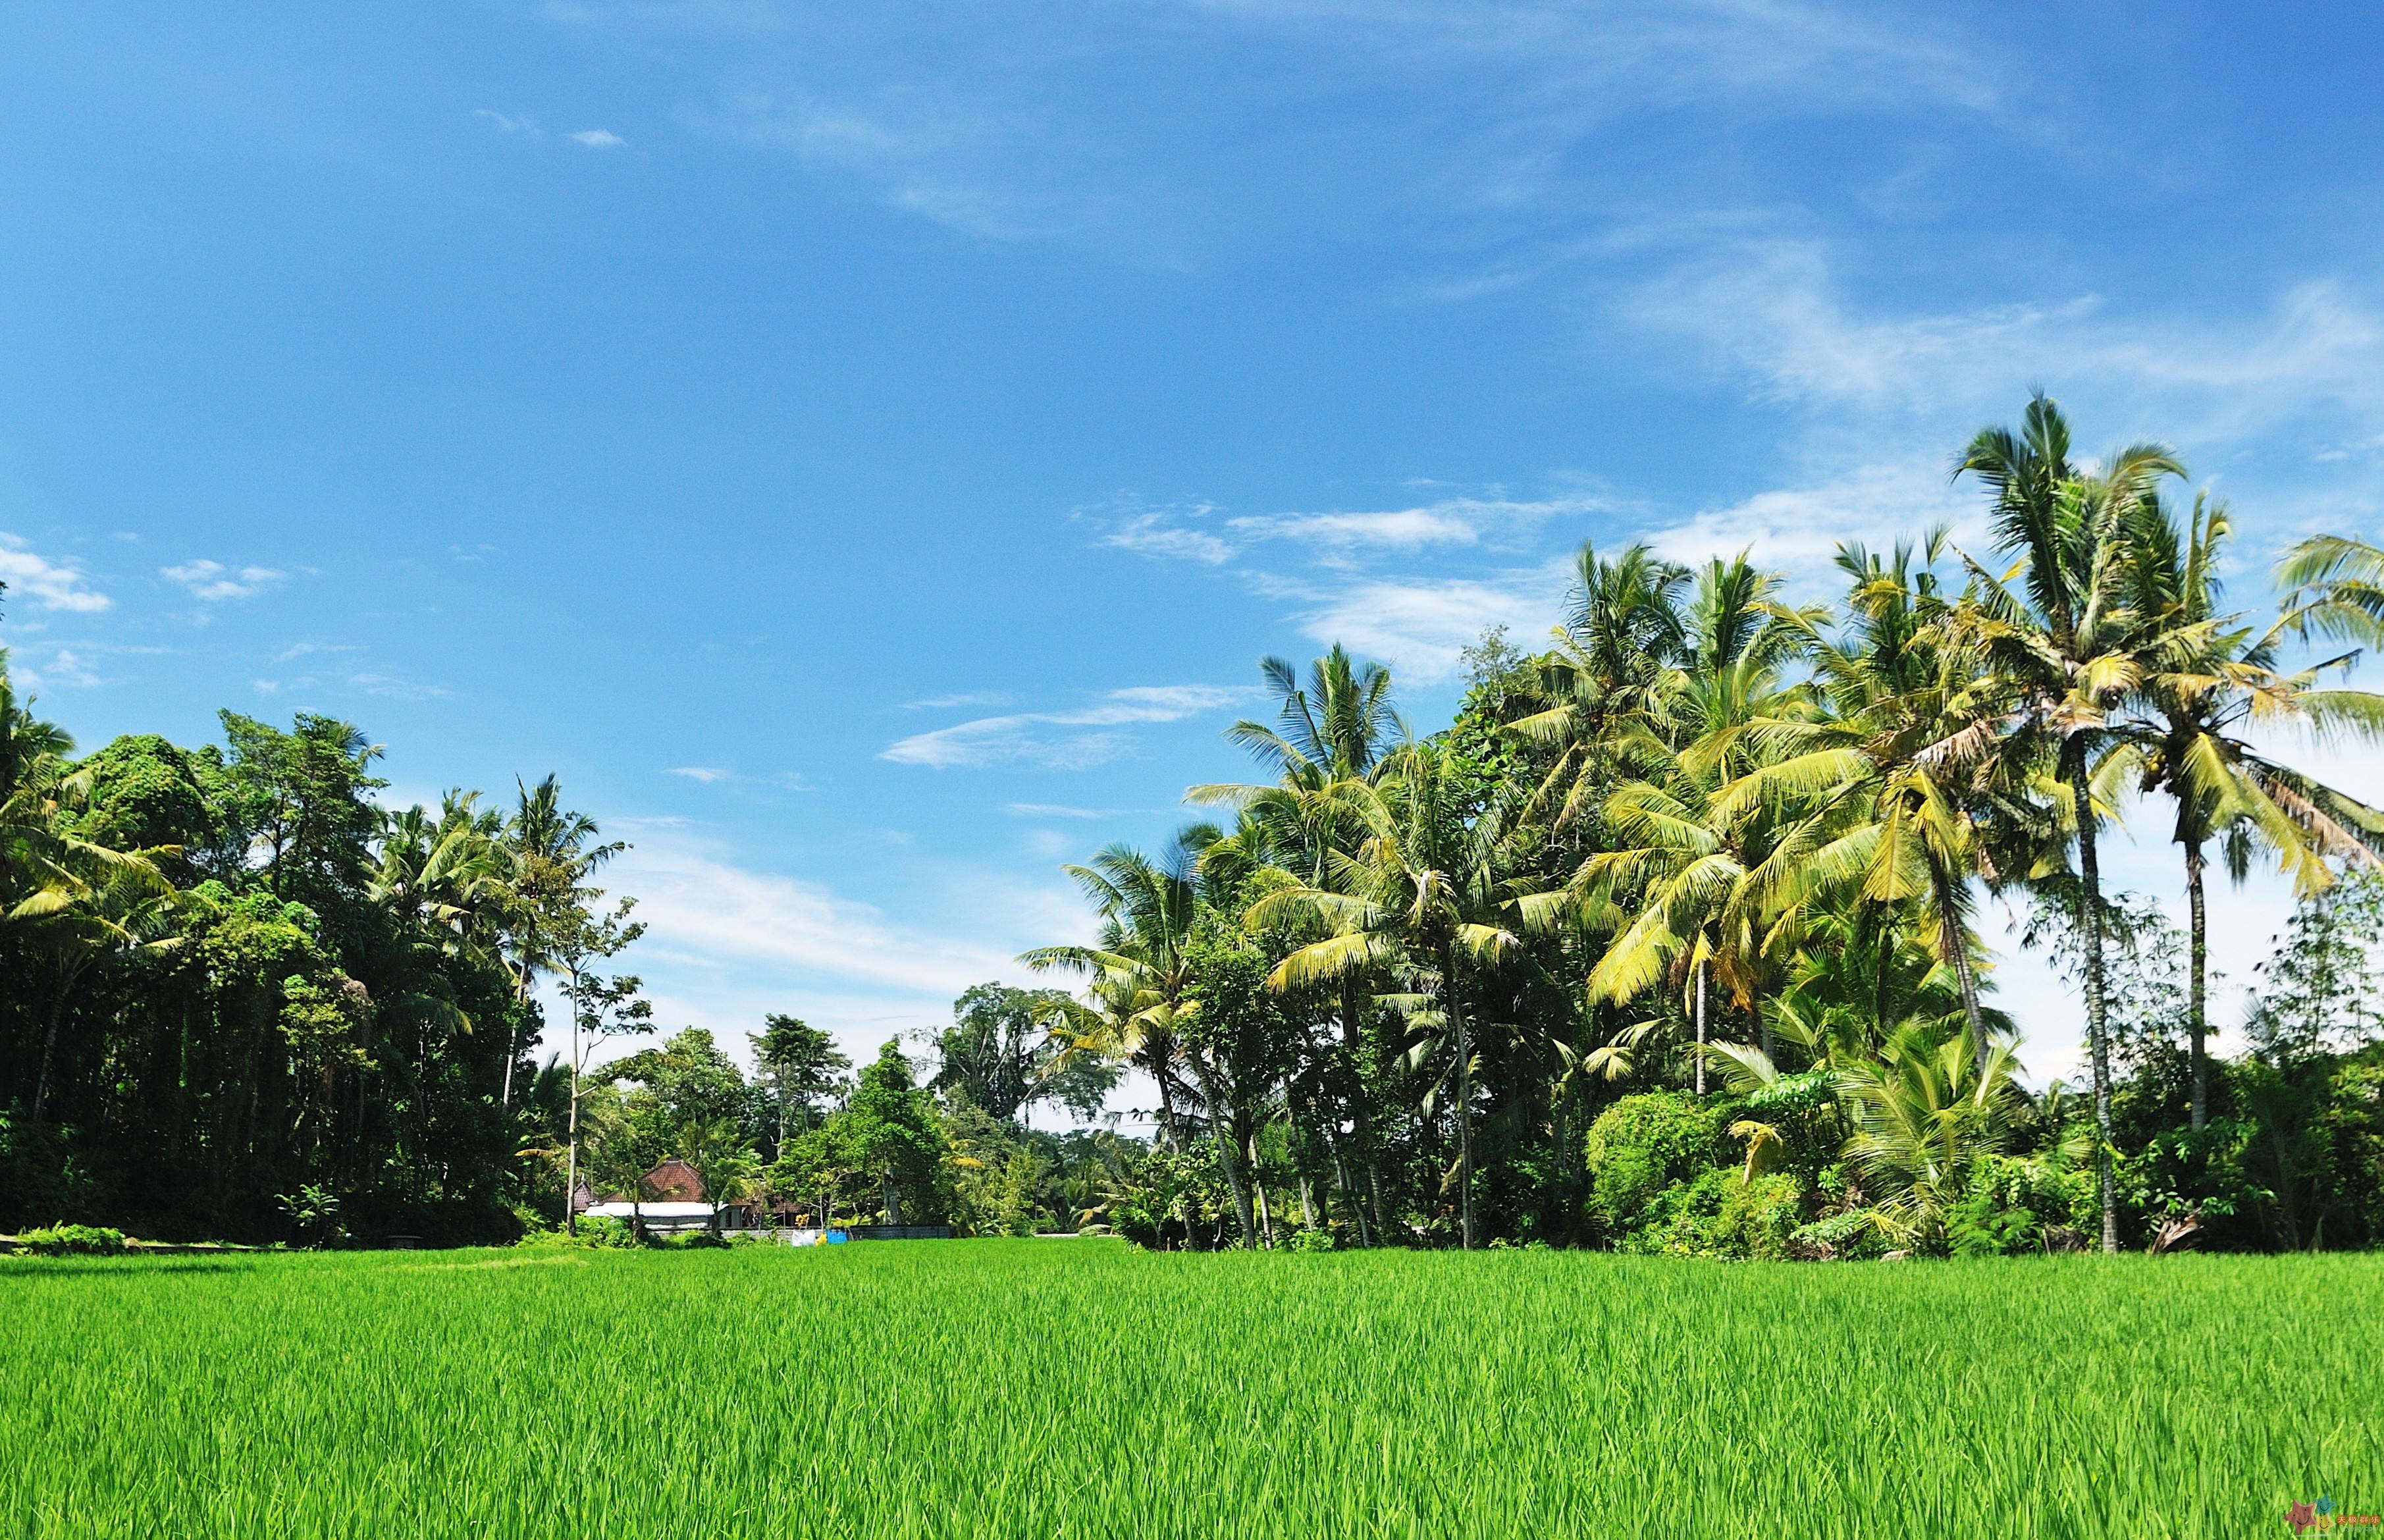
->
[517, 1216, 638, 1250]
[18, 1225, 128, 1257]
[1583, 1092, 1729, 1242]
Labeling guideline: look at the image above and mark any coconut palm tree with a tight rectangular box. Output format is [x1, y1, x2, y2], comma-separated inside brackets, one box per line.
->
[1838, 1024, 2023, 1252]
[1566, 556, 1824, 1082]
[496, 776, 623, 1108]
[1508, 539, 1691, 832]
[1737, 533, 2010, 1073]
[1021, 837, 1213, 1147]
[14, 853, 180, 1125]
[1256, 739, 1522, 1248]
[1954, 390, 2186, 1253]
[2119, 496, 2384, 1128]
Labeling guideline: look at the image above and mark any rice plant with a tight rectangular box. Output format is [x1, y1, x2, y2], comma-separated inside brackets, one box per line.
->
[4, 1242, 2377, 1538]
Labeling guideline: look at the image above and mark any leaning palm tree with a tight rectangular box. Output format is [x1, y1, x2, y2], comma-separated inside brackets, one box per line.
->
[1021, 836, 1215, 1147]
[1256, 739, 1521, 1249]
[2119, 496, 2384, 1128]
[1740, 533, 2010, 1073]
[496, 776, 623, 1108]
[1954, 390, 2186, 1253]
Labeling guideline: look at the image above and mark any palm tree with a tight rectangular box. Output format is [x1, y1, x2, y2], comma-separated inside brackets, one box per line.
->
[1839, 1024, 2023, 1252]
[1192, 647, 1408, 1236]
[2120, 497, 2384, 1128]
[497, 776, 622, 1109]
[1021, 837, 1213, 1148]
[1566, 556, 1823, 1084]
[1257, 739, 1521, 1248]
[1506, 541, 1697, 834]
[1740, 533, 2008, 1073]
[14, 853, 180, 1125]
[1954, 390, 2185, 1253]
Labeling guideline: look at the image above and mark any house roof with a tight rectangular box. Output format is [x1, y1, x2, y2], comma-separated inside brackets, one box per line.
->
[642, 1157, 704, 1202]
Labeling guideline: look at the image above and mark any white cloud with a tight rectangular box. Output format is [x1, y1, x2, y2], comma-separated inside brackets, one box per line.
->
[1641, 460, 1980, 583]
[882, 683, 1246, 769]
[1626, 240, 2384, 453]
[345, 671, 450, 701]
[163, 559, 286, 603]
[1229, 494, 1602, 560]
[1275, 562, 1574, 685]
[664, 765, 811, 790]
[1096, 503, 1234, 564]
[475, 109, 539, 135]
[611, 832, 1040, 998]
[0, 535, 110, 613]
[1096, 492, 1603, 569]
[570, 128, 627, 149]
[899, 691, 1016, 710]
[1005, 802, 1113, 819]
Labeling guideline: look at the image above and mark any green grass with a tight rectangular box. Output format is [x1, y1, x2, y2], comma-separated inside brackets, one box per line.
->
[4, 1242, 2377, 1537]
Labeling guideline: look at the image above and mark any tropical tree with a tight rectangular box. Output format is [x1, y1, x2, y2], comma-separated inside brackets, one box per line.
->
[1743, 533, 2007, 1071]
[1953, 390, 2186, 1253]
[1258, 739, 1521, 1249]
[2119, 495, 2384, 1128]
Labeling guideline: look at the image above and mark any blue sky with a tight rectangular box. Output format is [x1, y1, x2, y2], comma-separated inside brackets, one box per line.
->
[5, 2, 2383, 1102]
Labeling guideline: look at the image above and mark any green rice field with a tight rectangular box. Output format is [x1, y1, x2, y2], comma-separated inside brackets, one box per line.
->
[5, 1241, 2378, 1538]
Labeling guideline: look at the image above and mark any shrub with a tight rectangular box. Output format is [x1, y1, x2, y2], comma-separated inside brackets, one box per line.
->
[18, 1225, 128, 1257]
[517, 1216, 638, 1250]
[1583, 1092, 1729, 1242]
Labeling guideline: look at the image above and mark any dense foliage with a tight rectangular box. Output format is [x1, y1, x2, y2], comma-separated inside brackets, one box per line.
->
[7, 392, 2384, 1257]
[1022, 395, 2384, 1257]
[7, 1243, 2379, 1535]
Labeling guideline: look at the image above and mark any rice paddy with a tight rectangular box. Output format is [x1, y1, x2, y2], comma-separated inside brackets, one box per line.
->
[5, 1240, 2377, 1538]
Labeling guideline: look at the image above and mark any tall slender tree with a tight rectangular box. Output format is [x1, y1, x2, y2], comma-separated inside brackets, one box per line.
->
[1955, 391, 2185, 1253]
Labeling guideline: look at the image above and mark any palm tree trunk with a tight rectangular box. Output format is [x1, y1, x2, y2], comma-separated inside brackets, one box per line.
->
[1931, 858, 1989, 1076]
[563, 969, 582, 1236]
[1693, 957, 1708, 1097]
[1339, 979, 1387, 1246]
[1252, 1138, 1274, 1248]
[1446, 946, 1475, 1251]
[2184, 838, 2210, 1132]
[500, 969, 529, 1110]
[30, 977, 71, 1127]
[2070, 749, 2120, 1256]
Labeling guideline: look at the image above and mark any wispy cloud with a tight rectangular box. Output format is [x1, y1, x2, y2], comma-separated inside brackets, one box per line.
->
[1005, 802, 1115, 819]
[899, 691, 1017, 710]
[570, 128, 627, 149]
[0, 535, 110, 614]
[1091, 491, 1603, 569]
[1097, 502, 1234, 564]
[1269, 562, 1576, 685]
[163, 559, 286, 603]
[1641, 459, 1980, 585]
[612, 832, 1043, 997]
[474, 108, 539, 136]
[664, 765, 810, 790]
[344, 672, 450, 701]
[882, 684, 1246, 769]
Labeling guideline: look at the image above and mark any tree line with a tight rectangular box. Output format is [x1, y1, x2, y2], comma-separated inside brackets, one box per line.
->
[6, 391, 2383, 1256]
[1017, 394, 2384, 1257]
[0, 616, 1130, 1241]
